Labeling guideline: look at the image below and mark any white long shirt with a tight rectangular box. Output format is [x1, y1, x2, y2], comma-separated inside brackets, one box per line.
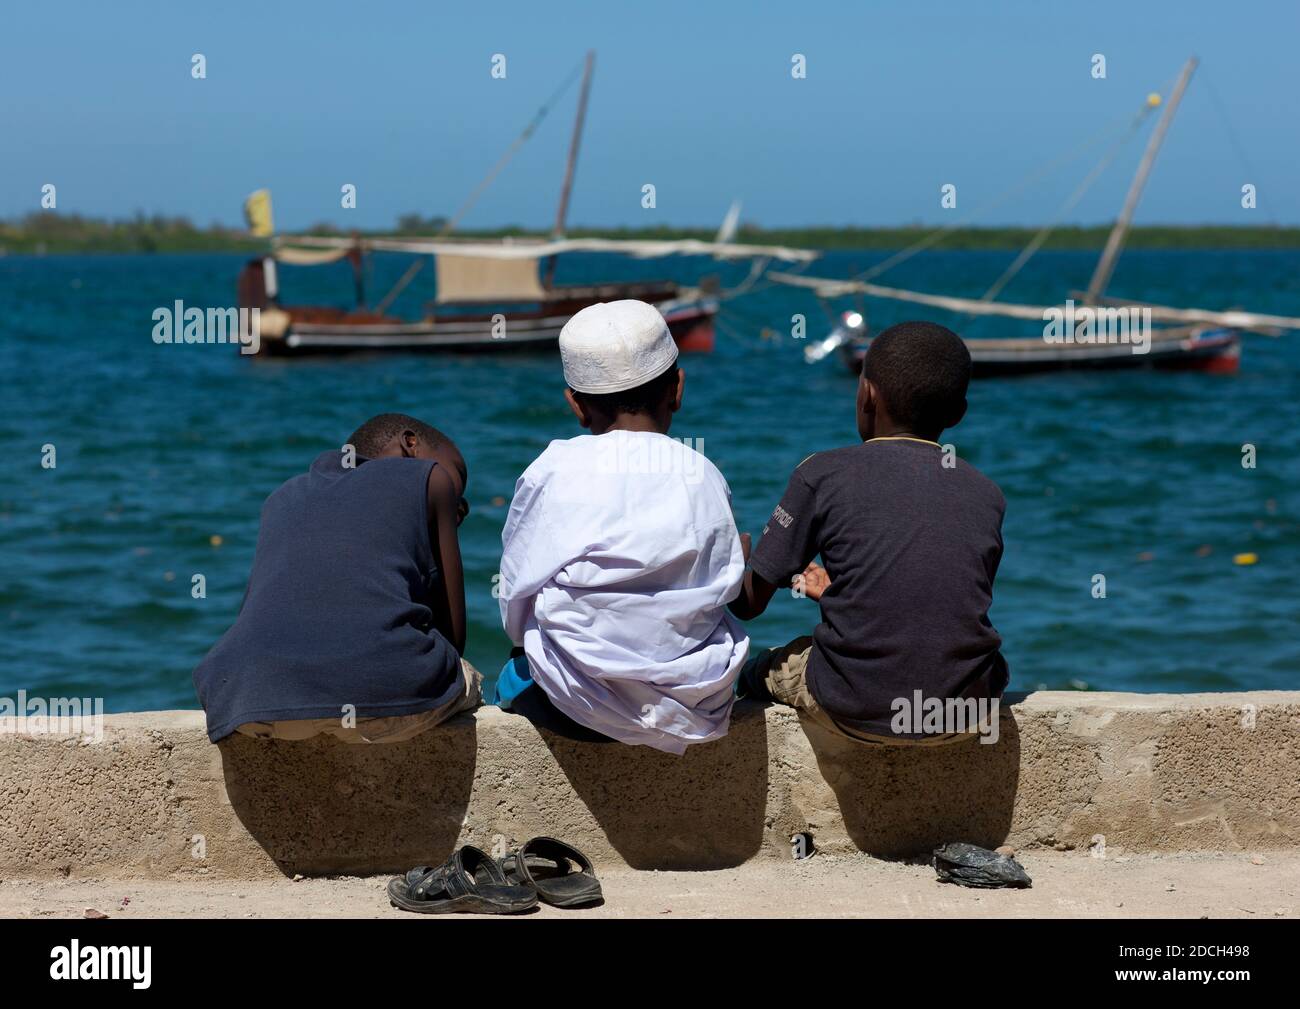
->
[499, 431, 749, 754]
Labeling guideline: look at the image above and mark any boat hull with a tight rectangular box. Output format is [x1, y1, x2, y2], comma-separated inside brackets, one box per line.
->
[838, 327, 1241, 377]
[249, 294, 716, 357]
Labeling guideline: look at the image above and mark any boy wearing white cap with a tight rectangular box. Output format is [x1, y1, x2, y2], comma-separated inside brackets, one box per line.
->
[495, 300, 749, 754]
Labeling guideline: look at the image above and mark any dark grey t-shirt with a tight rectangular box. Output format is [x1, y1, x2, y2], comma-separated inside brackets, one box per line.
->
[750, 438, 1008, 737]
[192, 451, 462, 742]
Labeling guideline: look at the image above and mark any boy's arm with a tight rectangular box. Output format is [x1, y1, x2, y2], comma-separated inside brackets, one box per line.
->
[729, 467, 823, 621]
[730, 567, 780, 620]
[730, 554, 828, 619]
[427, 465, 467, 655]
[730, 533, 779, 620]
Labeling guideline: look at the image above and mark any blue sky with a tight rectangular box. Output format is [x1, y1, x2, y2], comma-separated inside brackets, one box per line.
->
[3, 0, 1297, 230]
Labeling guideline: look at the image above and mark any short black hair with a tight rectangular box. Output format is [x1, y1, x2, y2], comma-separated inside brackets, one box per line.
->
[863, 321, 971, 437]
[572, 364, 679, 416]
[347, 413, 447, 458]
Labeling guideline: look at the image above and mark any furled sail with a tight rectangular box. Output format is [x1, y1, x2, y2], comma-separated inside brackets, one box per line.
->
[273, 234, 818, 263]
[770, 272, 1300, 332]
[272, 246, 351, 266]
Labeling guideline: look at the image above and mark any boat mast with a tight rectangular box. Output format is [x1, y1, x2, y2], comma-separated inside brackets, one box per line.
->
[545, 50, 595, 286]
[1084, 57, 1197, 304]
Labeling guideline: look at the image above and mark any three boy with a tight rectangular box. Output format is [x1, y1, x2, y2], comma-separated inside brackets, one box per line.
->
[194, 306, 1006, 752]
[193, 414, 479, 743]
[495, 300, 747, 753]
[730, 321, 1008, 743]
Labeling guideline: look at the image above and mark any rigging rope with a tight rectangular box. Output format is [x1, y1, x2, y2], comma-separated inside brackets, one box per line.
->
[443, 57, 587, 235]
[973, 100, 1155, 307]
[1201, 68, 1279, 228]
[651, 103, 1166, 316]
[374, 57, 588, 315]
[844, 104, 1161, 287]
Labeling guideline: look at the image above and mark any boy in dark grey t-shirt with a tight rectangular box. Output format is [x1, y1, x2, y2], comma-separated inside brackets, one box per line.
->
[729, 321, 1008, 744]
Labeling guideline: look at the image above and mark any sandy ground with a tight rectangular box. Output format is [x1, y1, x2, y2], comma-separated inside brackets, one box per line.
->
[3, 851, 1298, 919]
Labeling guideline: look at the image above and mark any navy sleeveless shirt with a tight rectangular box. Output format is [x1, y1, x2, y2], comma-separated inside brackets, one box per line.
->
[193, 450, 462, 741]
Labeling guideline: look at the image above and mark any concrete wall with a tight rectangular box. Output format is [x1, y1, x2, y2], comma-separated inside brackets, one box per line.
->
[2, 692, 1298, 880]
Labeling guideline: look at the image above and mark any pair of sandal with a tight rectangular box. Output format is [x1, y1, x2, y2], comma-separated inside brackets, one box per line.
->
[388, 837, 602, 914]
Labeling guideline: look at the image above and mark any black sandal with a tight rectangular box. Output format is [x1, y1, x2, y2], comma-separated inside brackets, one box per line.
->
[500, 837, 603, 908]
[388, 846, 538, 914]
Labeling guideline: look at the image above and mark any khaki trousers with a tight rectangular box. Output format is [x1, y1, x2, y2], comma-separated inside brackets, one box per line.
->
[744, 637, 969, 746]
[235, 659, 482, 744]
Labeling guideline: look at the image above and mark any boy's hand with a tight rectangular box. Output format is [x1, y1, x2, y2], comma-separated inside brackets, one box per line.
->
[794, 562, 830, 601]
[739, 532, 752, 563]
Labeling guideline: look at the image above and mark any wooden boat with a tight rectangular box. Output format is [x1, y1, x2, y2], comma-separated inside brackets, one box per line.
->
[237, 234, 814, 357]
[777, 58, 1300, 377]
[256, 299, 720, 356]
[822, 309, 1240, 377]
[238, 52, 813, 358]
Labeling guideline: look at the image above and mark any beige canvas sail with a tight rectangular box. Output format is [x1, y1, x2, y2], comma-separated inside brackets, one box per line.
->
[434, 254, 548, 304]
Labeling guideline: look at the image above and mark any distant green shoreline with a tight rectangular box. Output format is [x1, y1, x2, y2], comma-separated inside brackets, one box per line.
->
[4, 213, 1300, 254]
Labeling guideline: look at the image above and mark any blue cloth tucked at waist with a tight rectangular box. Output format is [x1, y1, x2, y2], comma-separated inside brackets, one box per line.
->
[493, 653, 533, 708]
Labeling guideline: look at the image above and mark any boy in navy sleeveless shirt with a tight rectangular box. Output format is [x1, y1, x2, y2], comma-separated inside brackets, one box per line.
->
[193, 414, 480, 743]
[729, 323, 1008, 745]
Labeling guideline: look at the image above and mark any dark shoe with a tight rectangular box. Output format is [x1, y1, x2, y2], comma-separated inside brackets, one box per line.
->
[500, 837, 603, 908]
[388, 845, 538, 914]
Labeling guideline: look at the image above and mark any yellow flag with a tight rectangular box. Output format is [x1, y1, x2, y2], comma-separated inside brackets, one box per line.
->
[243, 189, 274, 237]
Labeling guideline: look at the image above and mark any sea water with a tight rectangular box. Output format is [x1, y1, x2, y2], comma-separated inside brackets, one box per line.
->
[1, 248, 1296, 710]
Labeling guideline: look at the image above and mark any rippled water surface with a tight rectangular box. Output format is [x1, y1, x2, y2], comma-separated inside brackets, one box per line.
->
[2, 248, 1297, 709]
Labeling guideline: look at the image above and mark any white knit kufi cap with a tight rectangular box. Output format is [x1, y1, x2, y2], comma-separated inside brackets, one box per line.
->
[559, 300, 679, 394]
